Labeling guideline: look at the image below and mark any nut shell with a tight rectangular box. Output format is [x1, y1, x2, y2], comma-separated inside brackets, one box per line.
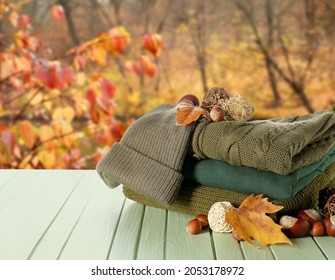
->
[296, 209, 322, 225]
[309, 221, 325, 236]
[186, 219, 202, 235]
[210, 105, 225, 122]
[178, 94, 200, 107]
[324, 215, 335, 237]
[279, 215, 310, 238]
[195, 214, 209, 228]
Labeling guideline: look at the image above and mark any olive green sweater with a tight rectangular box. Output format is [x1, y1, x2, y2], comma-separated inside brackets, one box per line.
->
[192, 110, 335, 175]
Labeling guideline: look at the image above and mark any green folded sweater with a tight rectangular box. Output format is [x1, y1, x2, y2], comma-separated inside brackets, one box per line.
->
[123, 161, 335, 219]
[183, 146, 335, 200]
[192, 110, 335, 175]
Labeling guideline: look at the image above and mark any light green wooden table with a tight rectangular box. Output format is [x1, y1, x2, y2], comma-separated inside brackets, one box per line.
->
[0, 169, 334, 260]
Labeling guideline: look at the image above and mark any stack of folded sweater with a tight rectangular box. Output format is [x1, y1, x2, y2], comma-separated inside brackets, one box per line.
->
[96, 103, 335, 219]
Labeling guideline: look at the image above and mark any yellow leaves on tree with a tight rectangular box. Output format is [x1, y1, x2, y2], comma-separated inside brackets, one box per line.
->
[39, 125, 54, 151]
[225, 194, 292, 247]
[18, 120, 35, 149]
[68, 27, 131, 68]
[52, 106, 75, 123]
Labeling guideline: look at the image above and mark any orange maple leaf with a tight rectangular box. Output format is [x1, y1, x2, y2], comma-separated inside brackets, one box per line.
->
[225, 194, 292, 247]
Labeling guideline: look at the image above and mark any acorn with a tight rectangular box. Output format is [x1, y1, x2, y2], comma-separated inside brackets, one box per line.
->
[296, 209, 322, 225]
[309, 221, 326, 236]
[195, 214, 209, 228]
[324, 215, 335, 237]
[210, 105, 225, 122]
[279, 215, 310, 238]
[178, 94, 200, 107]
[186, 219, 202, 234]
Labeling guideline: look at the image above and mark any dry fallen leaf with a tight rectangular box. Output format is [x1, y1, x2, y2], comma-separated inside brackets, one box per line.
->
[225, 194, 292, 247]
[176, 102, 211, 126]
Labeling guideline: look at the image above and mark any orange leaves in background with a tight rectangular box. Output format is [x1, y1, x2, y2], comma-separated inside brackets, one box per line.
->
[68, 27, 131, 68]
[34, 60, 75, 89]
[176, 101, 211, 126]
[18, 120, 35, 149]
[38, 125, 54, 151]
[9, 11, 30, 28]
[13, 31, 42, 52]
[51, 5, 65, 20]
[140, 55, 158, 77]
[110, 119, 126, 142]
[0, 2, 130, 169]
[86, 76, 116, 123]
[124, 60, 140, 76]
[102, 27, 130, 56]
[0, 127, 16, 162]
[225, 194, 292, 247]
[142, 34, 164, 58]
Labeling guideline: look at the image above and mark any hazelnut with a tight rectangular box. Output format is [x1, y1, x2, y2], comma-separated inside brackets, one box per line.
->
[309, 221, 326, 236]
[195, 214, 209, 228]
[279, 215, 310, 238]
[178, 94, 200, 107]
[186, 219, 202, 234]
[210, 105, 225, 122]
[324, 215, 335, 237]
[296, 209, 322, 225]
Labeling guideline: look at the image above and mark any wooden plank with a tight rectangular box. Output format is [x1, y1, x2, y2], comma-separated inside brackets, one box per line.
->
[212, 232, 244, 260]
[0, 170, 85, 260]
[240, 241, 275, 260]
[0, 170, 36, 212]
[58, 179, 125, 260]
[270, 237, 326, 260]
[313, 236, 335, 260]
[165, 211, 214, 260]
[30, 171, 98, 260]
[0, 169, 19, 189]
[108, 199, 145, 260]
[136, 206, 167, 260]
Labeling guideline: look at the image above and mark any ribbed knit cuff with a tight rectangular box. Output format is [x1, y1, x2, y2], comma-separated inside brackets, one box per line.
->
[96, 142, 184, 205]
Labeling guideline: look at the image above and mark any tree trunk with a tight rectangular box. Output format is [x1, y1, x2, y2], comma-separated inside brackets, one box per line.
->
[265, 0, 281, 107]
[197, 54, 208, 94]
[291, 83, 314, 113]
[58, 0, 80, 46]
[234, 0, 314, 113]
[265, 56, 281, 107]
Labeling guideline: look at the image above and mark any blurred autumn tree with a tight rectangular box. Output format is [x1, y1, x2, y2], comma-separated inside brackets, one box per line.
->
[1, 0, 335, 169]
[0, 0, 161, 169]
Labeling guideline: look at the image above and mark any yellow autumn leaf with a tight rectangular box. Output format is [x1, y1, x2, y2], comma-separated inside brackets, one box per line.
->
[53, 119, 75, 148]
[39, 125, 55, 151]
[91, 44, 107, 67]
[52, 106, 75, 122]
[38, 150, 55, 169]
[18, 120, 36, 149]
[225, 194, 292, 247]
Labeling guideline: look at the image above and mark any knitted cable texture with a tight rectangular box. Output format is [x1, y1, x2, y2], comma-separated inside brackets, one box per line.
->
[192, 110, 335, 175]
